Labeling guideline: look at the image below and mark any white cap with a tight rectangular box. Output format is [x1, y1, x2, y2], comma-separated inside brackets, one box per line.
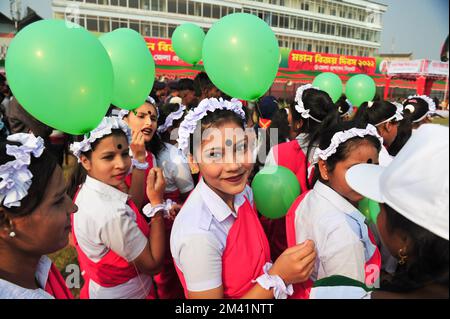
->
[346, 124, 449, 240]
[169, 96, 182, 105]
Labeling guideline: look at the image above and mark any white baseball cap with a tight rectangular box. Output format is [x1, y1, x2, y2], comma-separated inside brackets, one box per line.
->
[346, 124, 449, 240]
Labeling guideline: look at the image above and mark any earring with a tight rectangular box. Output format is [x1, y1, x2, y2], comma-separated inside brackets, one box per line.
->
[398, 247, 408, 265]
[9, 231, 16, 238]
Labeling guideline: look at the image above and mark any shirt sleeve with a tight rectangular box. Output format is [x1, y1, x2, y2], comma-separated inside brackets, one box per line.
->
[176, 234, 223, 292]
[318, 216, 366, 283]
[99, 209, 148, 263]
[170, 156, 195, 194]
[264, 146, 277, 167]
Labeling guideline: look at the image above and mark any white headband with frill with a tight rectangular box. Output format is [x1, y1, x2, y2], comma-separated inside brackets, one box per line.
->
[312, 124, 384, 164]
[177, 98, 245, 153]
[70, 117, 131, 162]
[294, 84, 322, 123]
[0, 133, 45, 208]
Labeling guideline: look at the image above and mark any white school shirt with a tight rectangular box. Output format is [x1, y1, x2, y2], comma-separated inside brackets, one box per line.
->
[294, 181, 378, 283]
[74, 175, 152, 299]
[0, 256, 54, 299]
[156, 143, 194, 194]
[170, 178, 254, 292]
[379, 145, 393, 167]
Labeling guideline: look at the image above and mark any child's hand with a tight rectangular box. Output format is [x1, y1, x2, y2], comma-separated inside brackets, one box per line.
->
[146, 167, 166, 205]
[269, 240, 316, 285]
[130, 130, 146, 163]
[168, 203, 182, 221]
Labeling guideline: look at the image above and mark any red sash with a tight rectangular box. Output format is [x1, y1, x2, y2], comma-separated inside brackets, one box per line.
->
[72, 191, 151, 299]
[44, 263, 73, 299]
[285, 191, 382, 298]
[175, 197, 271, 299]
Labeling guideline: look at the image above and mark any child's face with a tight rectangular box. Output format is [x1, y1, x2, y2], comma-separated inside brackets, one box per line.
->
[124, 102, 158, 143]
[195, 121, 254, 197]
[319, 141, 379, 203]
[378, 122, 399, 147]
[376, 204, 407, 258]
[5, 166, 78, 255]
[81, 134, 131, 189]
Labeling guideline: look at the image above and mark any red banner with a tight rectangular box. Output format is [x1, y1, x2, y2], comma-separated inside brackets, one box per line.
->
[144, 37, 190, 66]
[288, 50, 376, 75]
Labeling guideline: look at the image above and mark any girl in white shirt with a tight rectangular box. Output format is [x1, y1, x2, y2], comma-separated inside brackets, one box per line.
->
[156, 102, 194, 203]
[121, 100, 191, 299]
[70, 116, 166, 299]
[285, 121, 383, 298]
[0, 133, 76, 299]
[170, 97, 317, 300]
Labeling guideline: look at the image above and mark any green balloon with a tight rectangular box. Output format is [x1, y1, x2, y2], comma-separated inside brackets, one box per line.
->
[172, 23, 205, 65]
[251, 166, 301, 219]
[5, 20, 113, 135]
[100, 28, 155, 110]
[358, 197, 381, 224]
[202, 13, 279, 101]
[345, 74, 376, 108]
[312, 72, 343, 103]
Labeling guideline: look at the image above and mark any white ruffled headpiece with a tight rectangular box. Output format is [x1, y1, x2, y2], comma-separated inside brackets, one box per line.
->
[157, 104, 186, 134]
[0, 133, 45, 208]
[117, 96, 159, 120]
[312, 124, 383, 164]
[70, 117, 132, 162]
[375, 102, 404, 126]
[294, 84, 322, 123]
[405, 95, 437, 123]
[177, 98, 246, 153]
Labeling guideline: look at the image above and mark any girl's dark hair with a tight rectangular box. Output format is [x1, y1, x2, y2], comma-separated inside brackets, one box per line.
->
[290, 88, 337, 131]
[311, 120, 382, 185]
[193, 72, 215, 97]
[381, 204, 449, 292]
[157, 103, 186, 143]
[388, 110, 413, 156]
[269, 108, 290, 144]
[290, 88, 340, 189]
[402, 97, 431, 124]
[252, 108, 291, 177]
[335, 95, 351, 118]
[67, 129, 127, 198]
[0, 141, 58, 216]
[354, 100, 397, 126]
[188, 108, 245, 156]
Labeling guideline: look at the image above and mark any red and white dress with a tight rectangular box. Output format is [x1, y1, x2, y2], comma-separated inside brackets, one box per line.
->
[73, 176, 153, 299]
[285, 181, 381, 299]
[170, 179, 271, 298]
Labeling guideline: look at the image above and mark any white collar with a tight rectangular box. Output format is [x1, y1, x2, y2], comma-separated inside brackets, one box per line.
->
[198, 178, 247, 223]
[314, 181, 363, 221]
[84, 175, 129, 204]
[0, 256, 54, 299]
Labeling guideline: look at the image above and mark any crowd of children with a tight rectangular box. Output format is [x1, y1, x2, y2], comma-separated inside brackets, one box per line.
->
[0, 72, 448, 299]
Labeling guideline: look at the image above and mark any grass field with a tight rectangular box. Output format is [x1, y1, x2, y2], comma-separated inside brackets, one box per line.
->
[49, 118, 449, 298]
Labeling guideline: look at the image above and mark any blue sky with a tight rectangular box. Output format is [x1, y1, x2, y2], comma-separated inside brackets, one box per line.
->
[378, 0, 449, 59]
[1, 0, 449, 60]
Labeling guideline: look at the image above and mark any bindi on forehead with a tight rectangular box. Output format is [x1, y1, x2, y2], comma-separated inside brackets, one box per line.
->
[117, 143, 123, 150]
[225, 139, 233, 147]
